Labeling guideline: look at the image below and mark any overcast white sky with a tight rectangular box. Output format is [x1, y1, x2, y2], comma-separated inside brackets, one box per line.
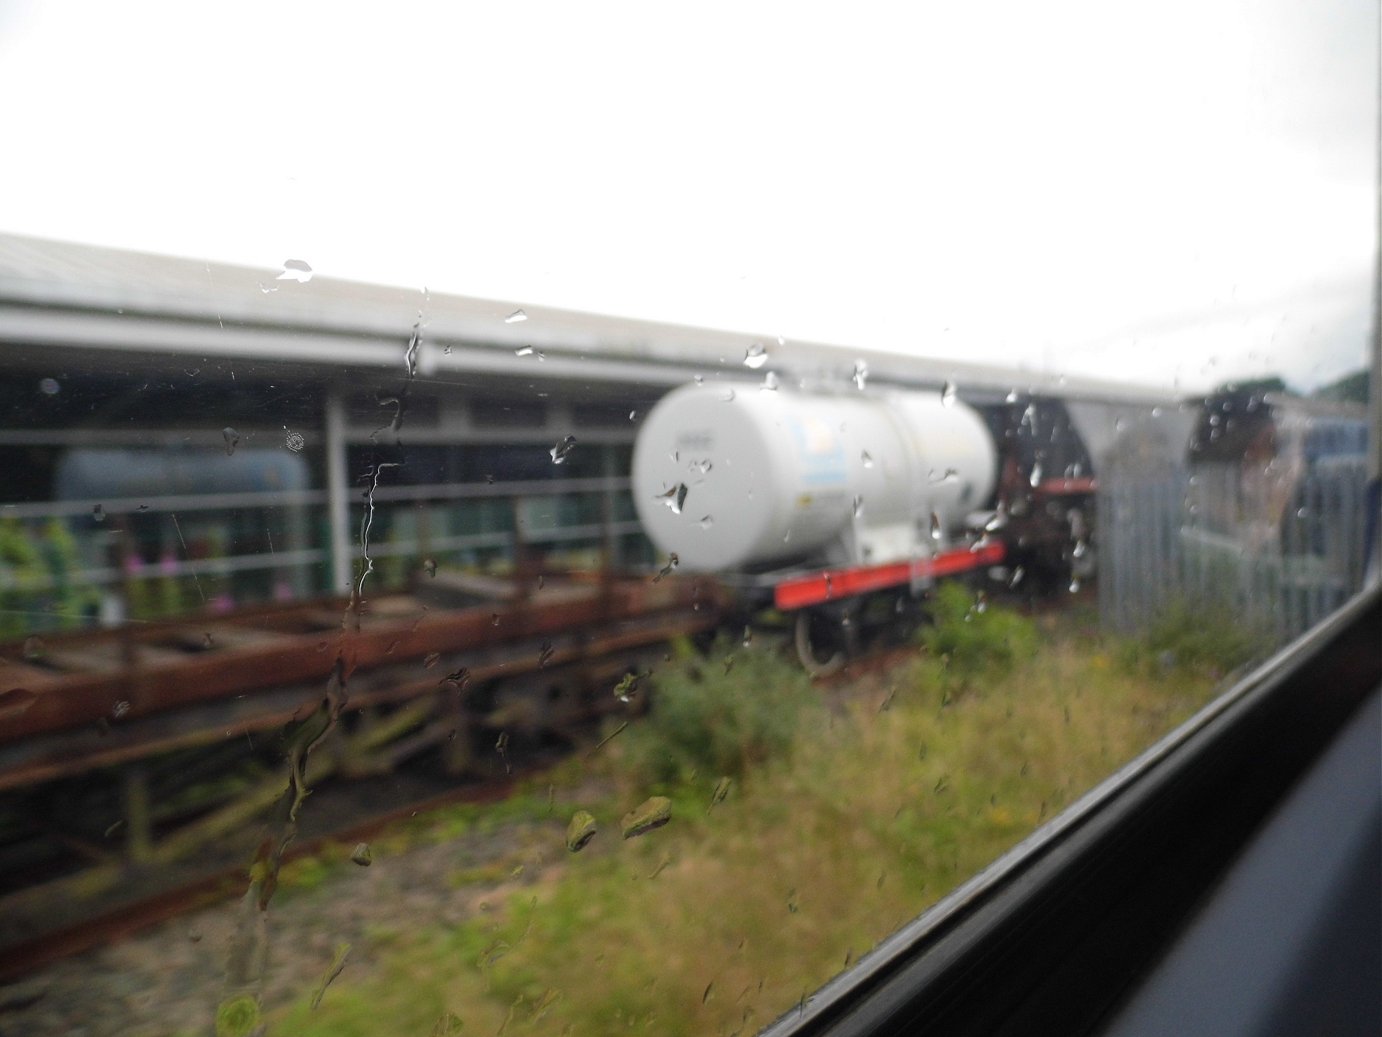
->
[0, 1, 1375, 391]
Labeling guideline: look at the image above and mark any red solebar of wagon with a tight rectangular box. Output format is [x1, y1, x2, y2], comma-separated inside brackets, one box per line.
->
[774, 541, 1007, 611]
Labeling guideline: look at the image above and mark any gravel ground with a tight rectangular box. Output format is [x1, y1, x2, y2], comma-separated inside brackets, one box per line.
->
[0, 816, 562, 1037]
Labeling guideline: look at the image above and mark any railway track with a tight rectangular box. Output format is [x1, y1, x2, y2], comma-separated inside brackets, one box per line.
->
[0, 569, 724, 978]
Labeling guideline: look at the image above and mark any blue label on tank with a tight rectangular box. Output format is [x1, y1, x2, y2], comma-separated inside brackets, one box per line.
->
[787, 415, 847, 486]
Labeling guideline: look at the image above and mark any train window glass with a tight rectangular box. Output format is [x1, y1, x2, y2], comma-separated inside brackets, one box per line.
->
[0, 3, 1373, 1036]
[471, 398, 549, 429]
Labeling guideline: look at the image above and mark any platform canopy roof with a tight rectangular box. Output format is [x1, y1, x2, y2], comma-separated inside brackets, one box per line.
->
[0, 233, 1174, 405]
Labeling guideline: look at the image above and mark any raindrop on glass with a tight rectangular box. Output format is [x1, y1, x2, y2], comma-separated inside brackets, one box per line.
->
[92, 503, 105, 522]
[930, 511, 942, 541]
[652, 553, 679, 582]
[566, 810, 597, 852]
[720, 389, 736, 402]
[743, 343, 768, 368]
[423, 652, 440, 669]
[761, 371, 779, 391]
[222, 427, 240, 456]
[629, 410, 637, 421]
[1069, 577, 1081, 594]
[423, 558, 438, 578]
[852, 495, 864, 517]
[710, 776, 731, 808]
[861, 451, 873, 468]
[1029, 462, 1042, 488]
[741, 626, 753, 648]
[657, 483, 689, 514]
[284, 429, 305, 452]
[621, 796, 672, 838]
[444, 667, 471, 689]
[539, 642, 555, 667]
[852, 360, 869, 390]
[113, 700, 131, 719]
[550, 435, 577, 464]
[505, 309, 528, 324]
[613, 672, 640, 703]
[698, 515, 714, 529]
[22, 636, 43, 661]
[941, 380, 957, 406]
[351, 842, 373, 866]
[38, 377, 60, 396]
[276, 259, 313, 284]
[515, 345, 535, 357]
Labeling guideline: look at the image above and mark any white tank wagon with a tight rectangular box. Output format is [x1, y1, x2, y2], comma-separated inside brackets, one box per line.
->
[631, 383, 998, 575]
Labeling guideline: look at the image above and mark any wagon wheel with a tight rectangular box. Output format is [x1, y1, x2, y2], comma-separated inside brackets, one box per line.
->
[794, 609, 852, 677]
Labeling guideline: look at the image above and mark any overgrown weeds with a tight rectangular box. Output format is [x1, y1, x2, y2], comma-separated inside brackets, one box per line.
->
[272, 610, 1224, 1037]
[1120, 598, 1269, 680]
[621, 634, 820, 789]
[918, 581, 1038, 687]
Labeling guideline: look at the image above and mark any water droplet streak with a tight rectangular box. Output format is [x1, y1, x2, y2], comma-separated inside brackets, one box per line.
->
[550, 435, 577, 464]
[566, 810, 597, 852]
[710, 776, 732, 808]
[657, 483, 689, 514]
[621, 796, 672, 838]
[276, 259, 313, 284]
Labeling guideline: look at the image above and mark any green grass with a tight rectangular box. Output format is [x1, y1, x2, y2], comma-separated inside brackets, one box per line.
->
[269, 606, 1222, 1036]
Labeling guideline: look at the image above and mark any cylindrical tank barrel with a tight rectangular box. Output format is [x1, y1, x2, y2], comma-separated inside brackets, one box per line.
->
[632, 383, 997, 572]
